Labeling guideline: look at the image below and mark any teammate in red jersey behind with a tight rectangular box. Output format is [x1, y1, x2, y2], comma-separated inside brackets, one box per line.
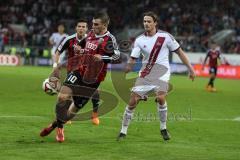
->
[202, 42, 221, 92]
[40, 12, 120, 143]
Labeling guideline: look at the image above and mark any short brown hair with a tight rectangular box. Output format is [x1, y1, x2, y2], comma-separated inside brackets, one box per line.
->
[76, 19, 88, 27]
[93, 11, 110, 25]
[143, 11, 159, 23]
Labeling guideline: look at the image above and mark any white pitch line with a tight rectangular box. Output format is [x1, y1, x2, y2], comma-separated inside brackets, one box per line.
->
[0, 115, 239, 122]
[193, 118, 233, 121]
[233, 117, 240, 121]
[0, 115, 46, 118]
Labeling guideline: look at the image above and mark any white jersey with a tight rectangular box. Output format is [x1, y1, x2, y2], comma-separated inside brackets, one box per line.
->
[131, 30, 180, 81]
[49, 32, 68, 55]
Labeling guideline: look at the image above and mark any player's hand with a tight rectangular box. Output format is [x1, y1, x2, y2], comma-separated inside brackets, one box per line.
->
[188, 69, 196, 81]
[53, 62, 58, 68]
[73, 44, 82, 54]
[50, 66, 61, 79]
[124, 65, 132, 73]
[94, 54, 102, 61]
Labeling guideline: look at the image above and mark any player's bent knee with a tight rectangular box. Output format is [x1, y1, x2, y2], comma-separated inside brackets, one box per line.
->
[156, 95, 166, 105]
[57, 93, 71, 102]
[128, 93, 141, 108]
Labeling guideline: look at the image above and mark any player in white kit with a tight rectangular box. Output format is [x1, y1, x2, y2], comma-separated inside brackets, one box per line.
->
[117, 11, 196, 141]
[49, 24, 68, 64]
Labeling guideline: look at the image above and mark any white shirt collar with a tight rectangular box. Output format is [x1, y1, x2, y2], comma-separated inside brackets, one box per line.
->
[95, 31, 109, 38]
[76, 33, 87, 42]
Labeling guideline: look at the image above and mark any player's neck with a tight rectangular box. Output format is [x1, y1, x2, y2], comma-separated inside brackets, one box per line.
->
[146, 28, 157, 37]
[98, 29, 108, 36]
[77, 33, 84, 40]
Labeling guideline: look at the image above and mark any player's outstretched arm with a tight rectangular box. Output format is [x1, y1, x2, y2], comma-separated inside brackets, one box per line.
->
[53, 50, 61, 68]
[125, 57, 136, 73]
[51, 50, 62, 79]
[94, 48, 121, 64]
[49, 66, 61, 79]
[49, 38, 55, 46]
[175, 48, 196, 81]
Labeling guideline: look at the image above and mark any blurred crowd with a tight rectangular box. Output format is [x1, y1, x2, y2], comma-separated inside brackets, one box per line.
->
[1, 0, 240, 53]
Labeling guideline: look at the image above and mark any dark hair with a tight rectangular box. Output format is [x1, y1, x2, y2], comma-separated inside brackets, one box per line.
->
[143, 11, 159, 23]
[58, 23, 65, 27]
[76, 19, 88, 27]
[93, 11, 110, 25]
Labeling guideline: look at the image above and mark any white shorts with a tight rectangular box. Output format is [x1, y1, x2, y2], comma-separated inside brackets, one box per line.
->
[132, 77, 169, 99]
[132, 64, 170, 99]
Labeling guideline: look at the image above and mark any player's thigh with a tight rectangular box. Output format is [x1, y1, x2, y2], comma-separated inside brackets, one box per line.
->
[64, 71, 99, 97]
[58, 85, 72, 101]
[128, 92, 142, 108]
[210, 73, 216, 78]
[63, 71, 81, 96]
[154, 80, 168, 105]
[132, 77, 154, 100]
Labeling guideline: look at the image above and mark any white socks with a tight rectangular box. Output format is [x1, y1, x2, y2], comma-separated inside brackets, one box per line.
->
[157, 102, 168, 130]
[120, 102, 167, 134]
[120, 106, 134, 134]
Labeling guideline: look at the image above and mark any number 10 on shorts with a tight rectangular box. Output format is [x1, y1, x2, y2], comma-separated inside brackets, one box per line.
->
[67, 75, 77, 83]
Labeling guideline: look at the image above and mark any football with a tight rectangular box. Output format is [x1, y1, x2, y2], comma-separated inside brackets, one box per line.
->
[42, 77, 61, 95]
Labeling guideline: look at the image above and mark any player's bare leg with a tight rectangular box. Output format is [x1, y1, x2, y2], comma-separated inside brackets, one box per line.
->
[55, 95, 90, 143]
[91, 90, 100, 125]
[156, 91, 170, 140]
[54, 86, 74, 142]
[117, 92, 141, 140]
[67, 103, 80, 119]
[210, 73, 217, 92]
[207, 73, 214, 91]
[40, 85, 72, 142]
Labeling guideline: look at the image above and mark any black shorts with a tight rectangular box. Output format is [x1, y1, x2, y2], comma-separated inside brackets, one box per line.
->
[63, 71, 100, 98]
[209, 67, 217, 75]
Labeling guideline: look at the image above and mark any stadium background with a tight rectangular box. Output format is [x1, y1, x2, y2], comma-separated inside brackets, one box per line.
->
[0, 0, 240, 160]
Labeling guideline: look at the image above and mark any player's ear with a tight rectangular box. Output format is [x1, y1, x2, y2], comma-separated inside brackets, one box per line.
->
[104, 20, 109, 28]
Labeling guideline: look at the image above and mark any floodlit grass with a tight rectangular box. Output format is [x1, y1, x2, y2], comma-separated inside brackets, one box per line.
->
[0, 66, 239, 160]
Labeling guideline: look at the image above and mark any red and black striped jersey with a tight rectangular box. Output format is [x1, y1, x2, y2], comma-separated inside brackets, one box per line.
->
[205, 49, 221, 67]
[57, 33, 86, 72]
[78, 30, 120, 83]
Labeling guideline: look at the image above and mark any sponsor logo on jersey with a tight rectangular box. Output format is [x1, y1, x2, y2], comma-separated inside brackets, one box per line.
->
[86, 42, 98, 50]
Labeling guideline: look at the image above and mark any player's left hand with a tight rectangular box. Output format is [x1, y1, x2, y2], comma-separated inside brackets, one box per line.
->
[94, 54, 102, 61]
[189, 69, 196, 81]
[124, 65, 132, 73]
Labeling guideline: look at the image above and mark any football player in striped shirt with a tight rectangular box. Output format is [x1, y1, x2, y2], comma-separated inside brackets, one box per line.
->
[41, 12, 120, 142]
[202, 42, 221, 92]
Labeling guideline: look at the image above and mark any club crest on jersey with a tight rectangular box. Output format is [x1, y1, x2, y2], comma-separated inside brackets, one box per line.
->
[86, 42, 98, 50]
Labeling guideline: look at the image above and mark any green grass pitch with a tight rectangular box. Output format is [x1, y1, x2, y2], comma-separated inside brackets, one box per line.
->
[0, 66, 239, 160]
